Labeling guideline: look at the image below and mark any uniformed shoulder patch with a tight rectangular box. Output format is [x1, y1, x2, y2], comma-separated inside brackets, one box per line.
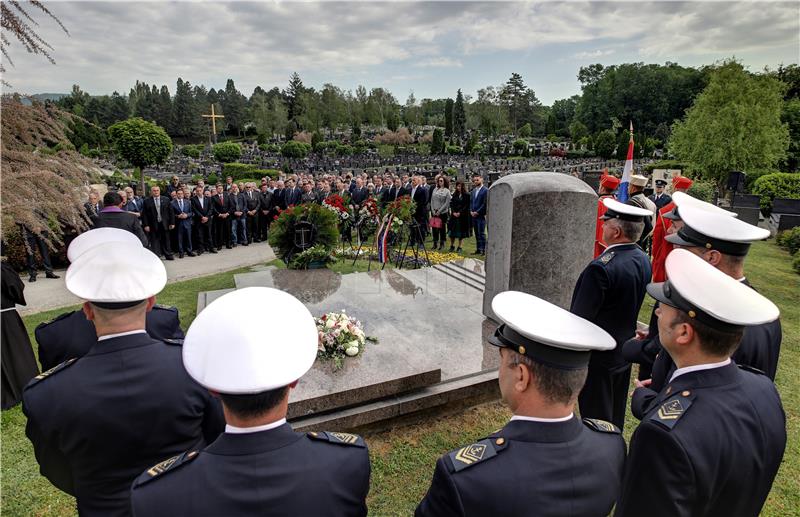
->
[26, 358, 78, 388]
[161, 338, 184, 346]
[599, 251, 615, 264]
[153, 304, 178, 312]
[582, 418, 621, 434]
[307, 431, 366, 448]
[738, 364, 766, 376]
[446, 437, 508, 473]
[647, 391, 695, 430]
[133, 451, 199, 488]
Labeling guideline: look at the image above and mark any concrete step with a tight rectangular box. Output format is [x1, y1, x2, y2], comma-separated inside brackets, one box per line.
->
[431, 264, 484, 292]
[436, 261, 486, 286]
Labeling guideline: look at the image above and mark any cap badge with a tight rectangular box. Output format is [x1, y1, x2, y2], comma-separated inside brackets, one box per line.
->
[518, 346, 526, 355]
[688, 310, 696, 318]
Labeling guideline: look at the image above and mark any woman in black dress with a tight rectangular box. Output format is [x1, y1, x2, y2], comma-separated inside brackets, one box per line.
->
[447, 181, 471, 252]
[2, 260, 39, 409]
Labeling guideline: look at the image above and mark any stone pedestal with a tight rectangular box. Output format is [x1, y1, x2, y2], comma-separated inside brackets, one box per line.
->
[483, 172, 597, 319]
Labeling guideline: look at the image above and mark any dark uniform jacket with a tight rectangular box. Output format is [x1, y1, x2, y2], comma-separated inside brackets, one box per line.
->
[570, 243, 652, 369]
[34, 305, 185, 372]
[617, 363, 786, 517]
[92, 208, 148, 246]
[648, 192, 672, 211]
[415, 417, 625, 517]
[130, 425, 370, 517]
[23, 333, 224, 517]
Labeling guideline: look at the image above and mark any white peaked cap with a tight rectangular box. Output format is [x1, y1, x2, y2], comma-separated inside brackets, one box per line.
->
[67, 227, 142, 263]
[670, 192, 736, 217]
[65, 241, 166, 304]
[647, 249, 779, 328]
[182, 287, 319, 393]
[489, 291, 615, 369]
[666, 203, 770, 256]
[601, 198, 653, 221]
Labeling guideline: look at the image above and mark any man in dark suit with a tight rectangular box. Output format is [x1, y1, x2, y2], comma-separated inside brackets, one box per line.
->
[23, 241, 224, 516]
[284, 179, 302, 207]
[83, 190, 103, 220]
[409, 176, 429, 245]
[141, 185, 175, 260]
[243, 183, 261, 243]
[212, 184, 232, 250]
[130, 287, 370, 516]
[416, 292, 625, 517]
[569, 199, 652, 430]
[229, 184, 248, 246]
[350, 177, 368, 209]
[616, 249, 785, 517]
[469, 174, 488, 255]
[192, 185, 216, 254]
[648, 179, 672, 211]
[272, 180, 287, 211]
[93, 191, 148, 245]
[258, 184, 274, 242]
[170, 189, 195, 258]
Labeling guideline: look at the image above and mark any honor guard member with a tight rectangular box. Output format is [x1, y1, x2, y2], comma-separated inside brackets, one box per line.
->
[35, 229, 185, 370]
[570, 198, 652, 430]
[650, 177, 693, 282]
[648, 179, 672, 210]
[594, 173, 620, 258]
[631, 199, 781, 419]
[23, 241, 224, 517]
[616, 249, 785, 517]
[416, 291, 625, 517]
[130, 287, 371, 517]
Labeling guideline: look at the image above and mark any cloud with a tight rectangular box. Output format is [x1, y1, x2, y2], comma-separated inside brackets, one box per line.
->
[414, 57, 463, 68]
[573, 49, 616, 60]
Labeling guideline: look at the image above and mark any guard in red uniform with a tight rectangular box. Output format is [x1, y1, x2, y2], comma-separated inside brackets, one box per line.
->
[650, 176, 693, 281]
[594, 174, 621, 258]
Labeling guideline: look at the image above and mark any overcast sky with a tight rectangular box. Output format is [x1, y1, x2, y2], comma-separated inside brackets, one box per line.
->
[3, 1, 798, 104]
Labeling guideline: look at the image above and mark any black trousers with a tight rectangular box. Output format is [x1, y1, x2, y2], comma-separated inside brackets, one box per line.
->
[578, 364, 632, 431]
[246, 214, 258, 242]
[214, 215, 231, 248]
[195, 220, 214, 251]
[148, 227, 173, 258]
[258, 212, 271, 241]
[23, 230, 53, 275]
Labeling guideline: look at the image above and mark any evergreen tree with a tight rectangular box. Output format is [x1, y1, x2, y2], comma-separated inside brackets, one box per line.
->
[105, 92, 130, 126]
[156, 85, 172, 132]
[444, 98, 454, 137]
[432, 127, 445, 154]
[545, 113, 557, 136]
[453, 89, 467, 139]
[222, 78, 247, 136]
[285, 72, 305, 122]
[172, 78, 197, 138]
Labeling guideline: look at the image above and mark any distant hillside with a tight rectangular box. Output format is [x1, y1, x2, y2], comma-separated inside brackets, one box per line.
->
[18, 93, 69, 105]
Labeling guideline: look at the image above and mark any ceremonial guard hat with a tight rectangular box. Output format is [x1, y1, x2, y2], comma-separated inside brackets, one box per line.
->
[630, 174, 649, 187]
[600, 175, 621, 190]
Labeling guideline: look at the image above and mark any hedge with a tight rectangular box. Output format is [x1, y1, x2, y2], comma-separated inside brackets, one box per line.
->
[777, 227, 800, 256]
[221, 163, 280, 181]
[751, 173, 800, 213]
[212, 142, 242, 163]
[687, 179, 716, 203]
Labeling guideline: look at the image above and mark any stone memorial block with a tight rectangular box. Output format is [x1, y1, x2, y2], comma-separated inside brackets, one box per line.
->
[483, 172, 597, 319]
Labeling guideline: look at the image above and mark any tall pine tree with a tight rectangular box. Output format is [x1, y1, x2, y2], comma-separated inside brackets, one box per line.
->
[453, 89, 466, 140]
[444, 98, 454, 138]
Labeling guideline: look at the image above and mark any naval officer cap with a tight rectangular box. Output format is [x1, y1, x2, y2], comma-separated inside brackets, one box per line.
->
[600, 198, 652, 222]
[647, 249, 778, 331]
[666, 203, 769, 256]
[663, 191, 736, 221]
[488, 291, 615, 369]
[67, 227, 142, 263]
[182, 287, 318, 393]
[65, 241, 167, 309]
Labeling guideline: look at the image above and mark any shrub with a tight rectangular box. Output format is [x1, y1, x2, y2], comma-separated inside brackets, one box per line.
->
[512, 139, 527, 155]
[259, 143, 281, 153]
[751, 172, 800, 213]
[446, 144, 462, 155]
[687, 179, 716, 203]
[212, 141, 242, 163]
[793, 254, 800, 275]
[281, 140, 311, 158]
[207, 173, 219, 184]
[777, 227, 800, 255]
[181, 145, 202, 159]
[221, 163, 281, 181]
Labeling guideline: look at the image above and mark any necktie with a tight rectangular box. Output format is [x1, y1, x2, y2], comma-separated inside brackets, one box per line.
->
[200, 197, 204, 209]
[155, 198, 161, 222]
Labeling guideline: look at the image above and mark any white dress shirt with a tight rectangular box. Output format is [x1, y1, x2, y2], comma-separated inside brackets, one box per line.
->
[225, 418, 287, 434]
[669, 358, 731, 383]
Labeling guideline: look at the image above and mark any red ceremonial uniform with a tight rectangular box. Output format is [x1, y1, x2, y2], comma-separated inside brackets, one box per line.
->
[650, 202, 674, 282]
[594, 195, 614, 258]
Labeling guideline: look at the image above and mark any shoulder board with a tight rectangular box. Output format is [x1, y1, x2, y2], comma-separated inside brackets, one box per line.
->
[36, 310, 77, 329]
[26, 358, 78, 388]
[582, 418, 621, 434]
[307, 431, 366, 448]
[446, 437, 509, 473]
[647, 391, 695, 430]
[738, 364, 766, 376]
[599, 251, 616, 265]
[153, 304, 178, 312]
[161, 338, 184, 346]
[133, 451, 199, 488]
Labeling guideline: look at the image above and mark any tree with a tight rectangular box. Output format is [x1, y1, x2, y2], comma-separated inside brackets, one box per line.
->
[519, 123, 532, 138]
[545, 113, 557, 136]
[431, 128, 445, 154]
[569, 121, 588, 142]
[1, 2, 68, 84]
[551, 96, 579, 136]
[222, 79, 247, 136]
[285, 72, 305, 122]
[781, 98, 800, 172]
[617, 129, 631, 160]
[669, 61, 790, 185]
[444, 98, 454, 138]
[106, 92, 130, 126]
[212, 141, 242, 163]
[403, 92, 420, 129]
[453, 89, 466, 139]
[108, 118, 173, 195]
[155, 85, 172, 132]
[172, 78, 197, 138]
[594, 129, 616, 159]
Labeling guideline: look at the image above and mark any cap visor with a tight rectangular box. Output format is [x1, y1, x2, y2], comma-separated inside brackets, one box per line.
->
[662, 210, 680, 221]
[646, 282, 672, 306]
[487, 333, 505, 349]
[665, 233, 693, 247]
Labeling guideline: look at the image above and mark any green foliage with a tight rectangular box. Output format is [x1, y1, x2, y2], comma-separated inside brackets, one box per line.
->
[777, 227, 800, 255]
[207, 173, 219, 184]
[289, 244, 336, 269]
[793, 254, 800, 275]
[431, 128, 445, 154]
[212, 141, 242, 163]
[617, 129, 632, 160]
[444, 98, 454, 137]
[181, 144, 202, 159]
[281, 140, 311, 158]
[643, 160, 694, 174]
[687, 179, 716, 202]
[453, 89, 467, 139]
[446, 144, 462, 155]
[782, 98, 800, 172]
[518, 123, 532, 138]
[269, 203, 340, 266]
[512, 138, 528, 155]
[311, 131, 323, 149]
[669, 61, 790, 186]
[464, 133, 480, 154]
[259, 143, 281, 153]
[108, 117, 172, 169]
[67, 117, 108, 151]
[569, 121, 588, 142]
[752, 172, 800, 212]
[594, 129, 616, 159]
[221, 163, 281, 181]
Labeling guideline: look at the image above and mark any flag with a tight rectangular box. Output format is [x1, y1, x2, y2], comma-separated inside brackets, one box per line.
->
[375, 214, 393, 263]
[618, 121, 634, 202]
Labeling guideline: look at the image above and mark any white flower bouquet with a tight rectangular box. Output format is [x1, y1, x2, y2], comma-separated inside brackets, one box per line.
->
[315, 310, 377, 369]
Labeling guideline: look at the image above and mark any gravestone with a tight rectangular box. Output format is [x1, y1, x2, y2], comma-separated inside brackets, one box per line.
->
[483, 172, 597, 319]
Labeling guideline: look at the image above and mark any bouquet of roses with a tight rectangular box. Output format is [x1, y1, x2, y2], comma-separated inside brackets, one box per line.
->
[323, 195, 351, 222]
[383, 195, 415, 232]
[315, 310, 378, 369]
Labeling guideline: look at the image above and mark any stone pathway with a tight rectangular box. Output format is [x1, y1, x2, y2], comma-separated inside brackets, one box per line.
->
[17, 242, 276, 316]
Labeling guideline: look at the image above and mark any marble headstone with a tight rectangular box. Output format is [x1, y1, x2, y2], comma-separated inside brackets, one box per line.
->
[483, 172, 597, 319]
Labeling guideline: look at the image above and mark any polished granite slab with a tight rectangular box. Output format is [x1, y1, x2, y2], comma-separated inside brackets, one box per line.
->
[198, 263, 498, 419]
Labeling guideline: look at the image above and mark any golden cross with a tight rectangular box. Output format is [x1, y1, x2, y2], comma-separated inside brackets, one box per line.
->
[202, 104, 225, 143]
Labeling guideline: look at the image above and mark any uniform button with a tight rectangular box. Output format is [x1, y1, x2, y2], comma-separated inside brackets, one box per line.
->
[496, 438, 505, 446]
[682, 390, 690, 397]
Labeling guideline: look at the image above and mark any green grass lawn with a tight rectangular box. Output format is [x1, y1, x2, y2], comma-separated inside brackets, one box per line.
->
[3, 240, 796, 516]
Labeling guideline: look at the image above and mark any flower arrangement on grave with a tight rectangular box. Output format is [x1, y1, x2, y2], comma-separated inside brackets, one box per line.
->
[382, 195, 415, 232]
[289, 244, 336, 270]
[357, 197, 381, 236]
[269, 202, 339, 268]
[322, 194, 351, 223]
[315, 310, 378, 369]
